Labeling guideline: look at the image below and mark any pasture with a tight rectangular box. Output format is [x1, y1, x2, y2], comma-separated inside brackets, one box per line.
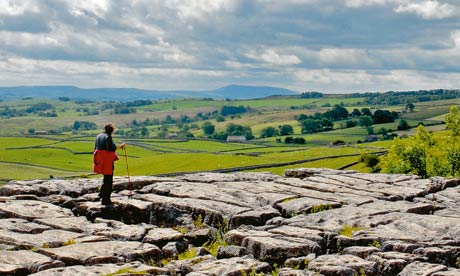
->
[0, 136, 380, 182]
[0, 91, 455, 183]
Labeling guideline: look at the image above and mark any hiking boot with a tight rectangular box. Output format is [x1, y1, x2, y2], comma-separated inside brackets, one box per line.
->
[101, 198, 112, 205]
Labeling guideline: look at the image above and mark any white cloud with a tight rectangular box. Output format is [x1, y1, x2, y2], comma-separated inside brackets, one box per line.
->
[0, 55, 226, 88]
[246, 49, 302, 66]
[451, 30, 460, 48]
[67, 0, 110, 18]
[0, 0, 460, 92]
[0, 0, 40, 15]
[345, 0, 389, 8]
[317, 48, 376, 67]
[0, 31, 62, 47]
[395, 0, 456, 19]
[293, 68, 460, 92]
[164, 0, 236, 20]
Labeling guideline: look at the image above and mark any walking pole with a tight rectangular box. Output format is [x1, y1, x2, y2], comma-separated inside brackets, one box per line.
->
[122, 145, 133, 198]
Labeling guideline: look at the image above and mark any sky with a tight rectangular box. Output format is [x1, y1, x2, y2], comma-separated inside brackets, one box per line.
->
[0, 0, 459, 93]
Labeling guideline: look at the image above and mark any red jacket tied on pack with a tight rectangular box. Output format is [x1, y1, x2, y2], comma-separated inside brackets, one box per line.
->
[93, 149, 119, 175]
[93, 132, 119, 175]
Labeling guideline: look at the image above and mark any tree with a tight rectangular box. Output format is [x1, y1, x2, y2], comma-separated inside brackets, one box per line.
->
[293, 137, 306, 144]
[361, 108, 372, 117]
[381, 125, 431, 178]
[215, 115, 225, 122]
[225, 123, 254, 140]
[351, 109, 361, 117]
[373, 109, 396, 124]
[221, 105, 248, 116]
[445, 106, 460, 175]
[381, 106, 460, 178]
[321, 118, 333, 130]
[346, 120, 357, 128]
[446, 105, 460, 136]
[140, 127, 149, 137]
[406, 103, 415, 112]
[202, 122, 215, 135]
[359, 116, 373, 127]
[212, 131, 227, 141]
[360, 153, 379, 172]
[260, 126, 278, 138]
[279, 124, 294, 136]
[300, 91, 323, 98]
[301, 119, 321, 133]
[322, 105, 349, 121]
[284, 136, 294, 144]
[397, 119, 410, 130]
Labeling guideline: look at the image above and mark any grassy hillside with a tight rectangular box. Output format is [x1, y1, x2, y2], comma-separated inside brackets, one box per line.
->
[0, 90, 456, 182]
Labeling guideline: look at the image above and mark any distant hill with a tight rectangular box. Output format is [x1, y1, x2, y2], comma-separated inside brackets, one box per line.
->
[0, 85, 298, 102]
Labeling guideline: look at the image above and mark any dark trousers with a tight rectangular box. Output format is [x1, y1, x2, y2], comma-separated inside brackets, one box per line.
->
[99, 174, 113, 201]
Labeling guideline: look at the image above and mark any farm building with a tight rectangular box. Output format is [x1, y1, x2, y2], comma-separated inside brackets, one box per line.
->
[227, 135, 246, 142]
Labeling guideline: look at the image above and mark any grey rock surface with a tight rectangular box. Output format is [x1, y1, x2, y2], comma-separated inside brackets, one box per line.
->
[28, 261, 167, 275]
[0, 250, 64, 274]
[0, 169, 459, 275]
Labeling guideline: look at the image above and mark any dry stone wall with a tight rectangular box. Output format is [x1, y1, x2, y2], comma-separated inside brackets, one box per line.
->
[0, 168, 460, 275]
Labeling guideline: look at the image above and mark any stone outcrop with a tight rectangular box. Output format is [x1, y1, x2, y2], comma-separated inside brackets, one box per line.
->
[0, 168, 459, 275]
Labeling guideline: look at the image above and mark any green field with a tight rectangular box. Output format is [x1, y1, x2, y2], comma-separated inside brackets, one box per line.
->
[1, 92, 458, 182]
[0, 135, 380, 181]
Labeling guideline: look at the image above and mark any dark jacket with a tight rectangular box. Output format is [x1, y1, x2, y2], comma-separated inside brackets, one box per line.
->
[93, 133, 119, 175]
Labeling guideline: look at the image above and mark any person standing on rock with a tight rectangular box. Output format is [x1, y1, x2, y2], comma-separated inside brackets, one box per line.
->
[93, 123, 125, 205]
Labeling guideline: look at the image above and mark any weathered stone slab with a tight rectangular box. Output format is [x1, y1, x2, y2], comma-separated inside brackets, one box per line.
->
[190, 256, 272, 275]
[178, 172, 282, 183]
[292, 176, 385, 198]
[93, 218, 154, 241]
[267, 225, 325, 244]
[0, 228, 107, 249]
[217, 245, 247, 259]
[230, 205, 281, 228]
[284, 254, 316, 269]
[413, 247, 458, 267]
[343, 246, 381, 259]
[140, 181, 262, 208]
[284, 168, 356, 178]
[278, 268, 321, 276]
[139, 193, 250, 227]
[353, 213, 460, 244]
[282, 200, 436, 235]
[308, 254, 377, 276]
[1, 170, 460, 275]
[0, 176, 176, 197]
[226, 228, 322, 262]
[34, 216, 153, 241]
[275, 197, 341, 217]
[29, 261, 167, 276]
[165, 255, 216, 275]
[398, 261, 448, 276]
[0, 250, 64, 275]
[0, 199, 73, 220]
[0, 218, 51, 233]
[432, 269, 460, 276]
[34, 216, 97, 233]
[143, 227, 185, 247]
[0, 178, 100, 197]
[367, 251, 427, 276]
[274, 178, 376, 205]
[38, 240, 161, 265]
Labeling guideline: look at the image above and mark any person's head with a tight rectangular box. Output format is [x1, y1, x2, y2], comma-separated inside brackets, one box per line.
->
[103, 123, 116, 135]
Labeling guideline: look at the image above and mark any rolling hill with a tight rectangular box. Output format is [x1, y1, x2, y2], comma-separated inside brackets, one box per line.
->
[0, 85, 298, 102]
